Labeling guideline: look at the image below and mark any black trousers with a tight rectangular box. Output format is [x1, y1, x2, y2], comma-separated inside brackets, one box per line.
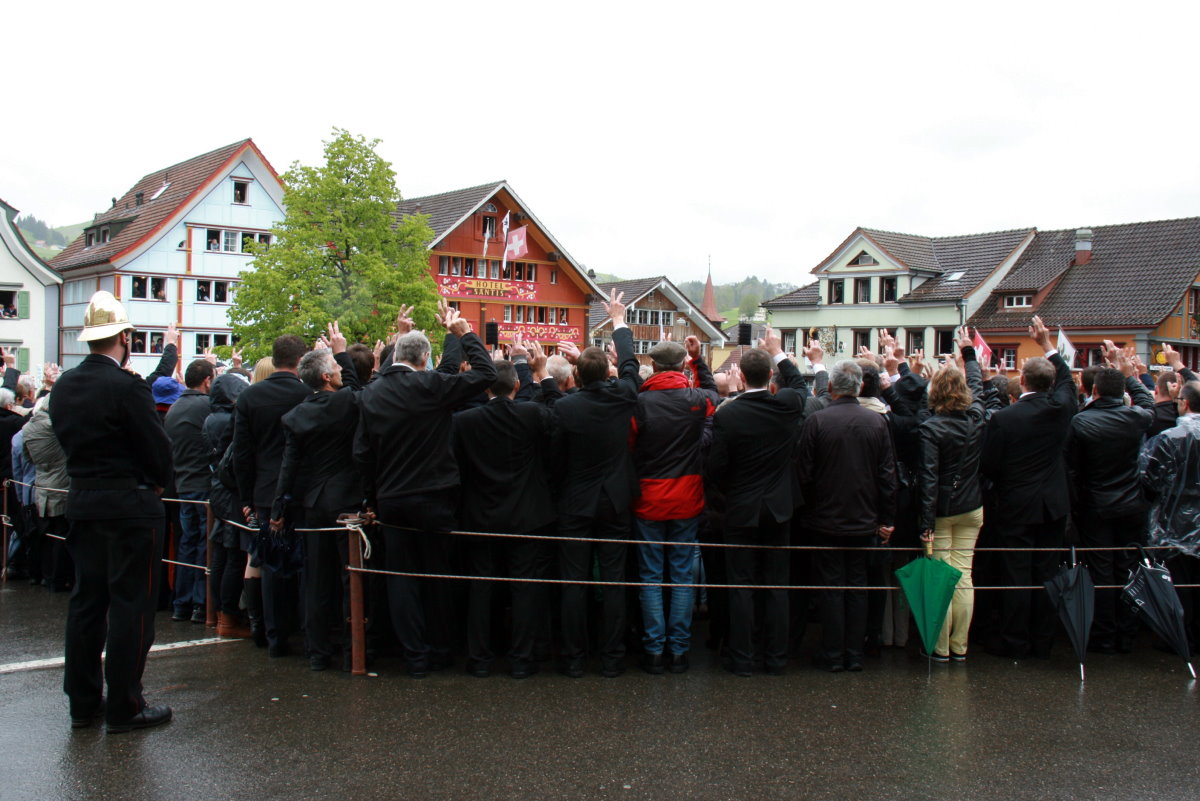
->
[209, 535, 246, 615]
[380, 492, 456, 667]
[302, 508, 352, 660]
[725, 516, 790, 671]
[813, 534, 874, 666]
[1078, 510, 1145, 648]
[997, 517, 1064, 657]
[466, 528, 555, 668]
[257, 506, 301, 650]
[38, 514, 74, 591]
[558, 497, 628, 665]
[63, 519, 161, 725]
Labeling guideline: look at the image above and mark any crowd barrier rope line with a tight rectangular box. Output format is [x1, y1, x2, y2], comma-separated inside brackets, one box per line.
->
[3, 478, 1198, 679]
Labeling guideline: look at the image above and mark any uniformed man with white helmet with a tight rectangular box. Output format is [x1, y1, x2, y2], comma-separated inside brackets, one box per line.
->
[49, 291, 174, 733]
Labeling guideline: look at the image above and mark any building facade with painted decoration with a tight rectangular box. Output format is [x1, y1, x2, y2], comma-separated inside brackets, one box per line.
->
[395, 182, 602, 349]
[587, 276, 727, 363]
[51, 139, 284, 373]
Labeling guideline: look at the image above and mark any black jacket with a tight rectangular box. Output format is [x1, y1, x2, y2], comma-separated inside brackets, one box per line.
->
[981, 352, 1078, 525]
[274, 389, 362, 520]
[354, 332, 496, 505]
[551, 326, 640, 517]
[49, 353, 172, 521]
[232, 371, 312, 509]
[164, 389, 212, 494]
[916, 353, 989, 531]
[452, 395, 556, 533]
[203, 373, 249, 525]
[707, 357, 808, 529]
[1065, 376, 1154, 516]
[796, 395, 897, 537]
[1148, 399, 1179, 437]
[0, 408, 27, 482]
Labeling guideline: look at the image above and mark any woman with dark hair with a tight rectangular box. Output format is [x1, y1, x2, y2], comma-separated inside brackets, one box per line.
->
[916, 327, 994, 662]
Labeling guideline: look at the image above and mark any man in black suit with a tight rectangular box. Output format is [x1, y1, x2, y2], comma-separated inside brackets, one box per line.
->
[453, 350, 556, 678]
[551, 290, 640, 678]
[706, 327, 809, 675]
[232, 334, 312, 657]
[981, 315, 1078, 659]
[354, 300, 496, 677]
[271, 322, 363, 671]
[51, 291, 174, 733]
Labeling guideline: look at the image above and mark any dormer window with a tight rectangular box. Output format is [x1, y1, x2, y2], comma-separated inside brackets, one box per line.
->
[481, 216, 496, 239]
[945, 271, 965, 281]
[852, 251, 878, 267]
[85, 232, 95, 248]
[100, 228, 111, 244]
[233, 180, 249, 204]
[1004, 295, 1032, 308]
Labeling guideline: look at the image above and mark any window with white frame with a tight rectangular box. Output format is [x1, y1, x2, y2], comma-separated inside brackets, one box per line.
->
[559, 308, 568, 325]
[195, 333, 211, 353]
[204, 227, 269, 254]
[233, 180, 250, 204]
[130, 276, 166, 301]
[196, 280, 234, 303]
[504, 305, 512, 322]
[438, 256, 449, 275]
[482, 216, 496, 239]
[1001, 348, 1017, 370]
[550, 270, 558, 284]
[1004, 295, 1032, 308]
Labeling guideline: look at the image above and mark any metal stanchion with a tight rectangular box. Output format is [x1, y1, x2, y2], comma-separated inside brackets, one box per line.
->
[205, 503, 216, 628]
[347, 527, 367, 677]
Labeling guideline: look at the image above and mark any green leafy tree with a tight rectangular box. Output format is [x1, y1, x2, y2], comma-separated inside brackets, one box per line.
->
[230, 128, 439, 358]
[738, 292, 761, 319]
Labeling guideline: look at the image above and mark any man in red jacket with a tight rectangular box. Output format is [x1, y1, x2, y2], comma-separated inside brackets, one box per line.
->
[632, 336, 717, 674]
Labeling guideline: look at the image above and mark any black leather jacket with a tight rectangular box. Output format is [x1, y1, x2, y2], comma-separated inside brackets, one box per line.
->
[1066, 377, 1154, 515]
[916, 353, 990, 531]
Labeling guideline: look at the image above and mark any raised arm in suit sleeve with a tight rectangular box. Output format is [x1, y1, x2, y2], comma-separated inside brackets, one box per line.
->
[334, 351, 361, 392]
[612, 327, 639, 395]
[437, 334, 462, 375]
[439, 332, 498, 408]
[513, 359, 537, 403]
[1048, 352, 1078, 413]
[536, 377, 563, 407]
[1138, 372, 1155, 392]
[2, 366, 19, 392]
[776, 357, 809, 396]
[144, 343, 178, 388]
[1127, 375, 1154, 411]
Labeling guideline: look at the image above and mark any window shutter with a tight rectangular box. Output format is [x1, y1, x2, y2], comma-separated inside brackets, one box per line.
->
[17, 348, 29, 373]
[16, 291, 30, 319]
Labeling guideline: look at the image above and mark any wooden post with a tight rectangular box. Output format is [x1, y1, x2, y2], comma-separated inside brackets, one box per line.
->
[347, 528, 367, 676]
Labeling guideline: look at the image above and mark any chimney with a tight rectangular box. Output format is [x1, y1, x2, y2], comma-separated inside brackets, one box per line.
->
[1074, 228, 1093, 265]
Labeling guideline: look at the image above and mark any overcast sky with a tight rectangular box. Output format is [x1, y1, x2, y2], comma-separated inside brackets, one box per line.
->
[4, 1, 1198, 290]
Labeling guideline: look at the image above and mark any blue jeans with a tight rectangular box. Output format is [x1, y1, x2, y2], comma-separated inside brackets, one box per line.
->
[173, 492, 208, 611]
[636, 516, 699, 655]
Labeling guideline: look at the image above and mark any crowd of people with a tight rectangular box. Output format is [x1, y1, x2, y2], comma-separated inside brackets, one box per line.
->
[6, 290, 1200, 730]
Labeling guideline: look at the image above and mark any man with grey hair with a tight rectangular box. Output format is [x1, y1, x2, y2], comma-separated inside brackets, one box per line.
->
[797, 358, 897, 672]
[354, 298, 496, 677]
[272, 321, 364, 671]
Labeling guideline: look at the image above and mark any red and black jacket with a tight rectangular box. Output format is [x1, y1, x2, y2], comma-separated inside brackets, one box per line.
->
[631, 358, 717, 521]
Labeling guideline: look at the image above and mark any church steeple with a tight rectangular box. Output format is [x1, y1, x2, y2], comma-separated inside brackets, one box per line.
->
[701, 264, 724, 323]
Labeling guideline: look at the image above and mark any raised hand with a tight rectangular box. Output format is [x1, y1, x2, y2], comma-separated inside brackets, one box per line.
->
[0, 347, 14, 368]
[1162, 343, 1183, 371]
[727, 362, 745, 392]
[441, 302, 471, 337]
[435, 297, 449, 330]
[804, 338, 824, 366]
[758, 326, 782, 357]
[604, 341, 618, 367]
[327, 321, 347, 354]
[527, 340, 548, 375]
[1029, 315, 1053, 353]
[231, 347, 243, 369]
[909, 348, 926, 375]
[956, 326, 973, 352]
[509, 335, 530, 361]
[166, 321, 180, 350]
[601, 290, 626, 326]
[685, 335, 702, 361]
[558, 340, 581, 365]
[202, 347, 218, 366]
[395, 304, 415, 336]
[372, 339, 384, 370]
[314, 334, 331, 352]
[878, 328, 896, 355]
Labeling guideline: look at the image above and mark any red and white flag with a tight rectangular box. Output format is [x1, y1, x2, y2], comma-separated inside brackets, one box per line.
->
[500, 212, 511, 274]
[506, 225, 529, 261]
[972, 328, 993, 366]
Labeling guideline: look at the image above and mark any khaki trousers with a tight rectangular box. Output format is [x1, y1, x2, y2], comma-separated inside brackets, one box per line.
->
[933, 506, 983, 656]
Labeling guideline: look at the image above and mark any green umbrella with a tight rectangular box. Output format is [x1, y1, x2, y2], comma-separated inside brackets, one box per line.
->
[895, 541, 963, 662]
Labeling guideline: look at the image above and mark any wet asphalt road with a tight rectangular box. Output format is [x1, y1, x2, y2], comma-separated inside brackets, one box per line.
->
[1, 580, 1198, 801]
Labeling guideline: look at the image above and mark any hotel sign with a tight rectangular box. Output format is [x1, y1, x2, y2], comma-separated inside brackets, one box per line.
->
[438, 275, 537, 301]
[498, 322, 582, 343]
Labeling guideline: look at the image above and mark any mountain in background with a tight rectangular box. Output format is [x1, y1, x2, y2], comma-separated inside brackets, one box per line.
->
[14, 216, 85, 261]
[591, 272, 795, 321]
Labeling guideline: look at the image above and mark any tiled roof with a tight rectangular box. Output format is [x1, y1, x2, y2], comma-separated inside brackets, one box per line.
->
[970, 217, 1200, 330]
[762, 282, 819, 308]
[861, 228, 940, 272]
[394, 182, 503, 241]
[589, 277, 664, 331]
[52, 140, 254, 271]
[901, 228, 1034, 302]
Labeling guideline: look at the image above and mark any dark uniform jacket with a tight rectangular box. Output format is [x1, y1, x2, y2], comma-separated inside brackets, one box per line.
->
[707, 356, 808, 529]
[551, 326, 640, 518]
[980, 352, 1078, 525]
[232, 371, 312, 510]
[50, 354, 172, 521]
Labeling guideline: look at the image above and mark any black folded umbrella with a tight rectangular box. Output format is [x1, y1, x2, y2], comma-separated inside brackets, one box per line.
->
[255, 518, 304, 578]
[1044, 546, 1094, 681]
[1123, 547, 1196, 679]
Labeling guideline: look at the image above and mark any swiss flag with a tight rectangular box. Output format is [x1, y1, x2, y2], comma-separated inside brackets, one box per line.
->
[972, 328, 993, 366]
[505, 225, 529, 260]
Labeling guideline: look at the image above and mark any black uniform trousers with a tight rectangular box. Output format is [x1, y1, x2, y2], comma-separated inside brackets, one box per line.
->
[1078, 510, 1145, 649]
[380, 491, 456, 669]
[813, 534, 874, 667]
[725, 516, 790, 672]
[997, 517, 1064, 657]
[558, 496, 628, 666]
[466, 526, 555, 670]
[63, 519, 161, 725]
[256, 506, 301, 651]
[302, 507, 353, 661]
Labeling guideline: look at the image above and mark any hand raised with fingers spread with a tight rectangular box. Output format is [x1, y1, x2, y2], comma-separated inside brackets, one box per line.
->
[601, 290, 626, 326]
[1029, 315, 1053, 353]
[509, 335, 530, 361]
[327, 321, 347, 354]
[558, 340, 581, 365]
[804, 338, 824, 365]
[956, 326, 973, 352]
[231, 347, 243, 369]
[1162, 343, 1183, 371]
[758, 326, 782, 357]
[395, 304, 415, 336]
[527, 340, 548, 375]
[314, 334, 331, 352]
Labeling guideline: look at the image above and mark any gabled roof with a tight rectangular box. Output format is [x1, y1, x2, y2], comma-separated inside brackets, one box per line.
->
[0, 198, 61, 286]
[395, 181, 605, 298]
[970, 217, 1200, 330]
[860, 228, 941, 272]
[588, 276, 728, 343]
[762, 282, 819, 308]
[900, 228, 1034, 302]
[52, 139, 275, 272]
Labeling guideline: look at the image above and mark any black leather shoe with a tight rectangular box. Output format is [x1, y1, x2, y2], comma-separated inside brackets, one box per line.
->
[171, 607, 190, 622]
[601, 660, 625, 678]
[845, 660, 864, 672]
[813, 657, 844, 673]
[309, 654, 331, 671]
[467, 662, 492, 678]
[268, 643, 290, 658]
[71, 699, 105, 729]
[107, 705, 172, 734]
[191, 606, 206, 624]
[510, 663, 539, 680]
[407, 661, 429, 678]
[641, 652, 665, 675]
[668, 653, 689, 674]
[558, 660, 585, 679]
[724, 662, 752, 677]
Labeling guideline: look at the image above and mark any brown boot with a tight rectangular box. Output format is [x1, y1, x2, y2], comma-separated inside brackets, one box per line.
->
[217, 612, 253, 639]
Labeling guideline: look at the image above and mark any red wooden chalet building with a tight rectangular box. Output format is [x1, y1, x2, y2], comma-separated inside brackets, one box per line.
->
[395, 182, 602, 348]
